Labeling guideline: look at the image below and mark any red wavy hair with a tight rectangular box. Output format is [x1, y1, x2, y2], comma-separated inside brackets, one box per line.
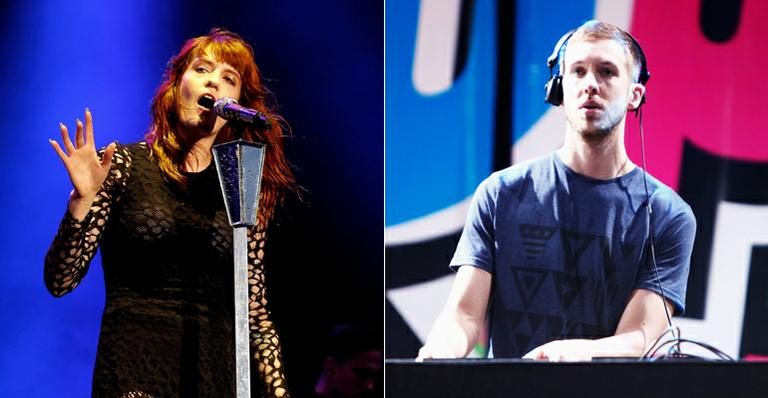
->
[146, 28, 296, 224]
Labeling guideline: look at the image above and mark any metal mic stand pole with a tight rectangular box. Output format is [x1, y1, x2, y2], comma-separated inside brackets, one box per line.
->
[213, 139, 267, 398]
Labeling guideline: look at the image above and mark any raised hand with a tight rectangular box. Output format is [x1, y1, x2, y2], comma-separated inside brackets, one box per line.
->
[49, 108, 116, 220]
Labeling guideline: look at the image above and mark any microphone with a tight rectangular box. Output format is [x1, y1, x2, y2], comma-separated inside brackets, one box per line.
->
[197, 96, 272, 129]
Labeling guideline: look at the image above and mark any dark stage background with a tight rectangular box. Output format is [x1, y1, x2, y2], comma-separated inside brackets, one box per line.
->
[0, 1, 382, 396]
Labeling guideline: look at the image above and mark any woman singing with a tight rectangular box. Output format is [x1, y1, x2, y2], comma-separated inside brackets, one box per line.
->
[45, 28, 294, 397]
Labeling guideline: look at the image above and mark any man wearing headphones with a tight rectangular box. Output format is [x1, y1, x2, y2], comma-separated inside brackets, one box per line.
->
[417, 20, 696, 361]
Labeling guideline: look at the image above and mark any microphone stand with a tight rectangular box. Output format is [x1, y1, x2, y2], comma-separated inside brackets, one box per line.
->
[213, 139, 266, 398]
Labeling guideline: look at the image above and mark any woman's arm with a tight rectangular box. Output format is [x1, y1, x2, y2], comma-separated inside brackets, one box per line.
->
[248, 225, 290, 397]
[44, 111, 128, 296]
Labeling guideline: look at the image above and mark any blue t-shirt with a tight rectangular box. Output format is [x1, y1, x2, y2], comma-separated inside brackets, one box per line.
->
[450, 153, 696, 358]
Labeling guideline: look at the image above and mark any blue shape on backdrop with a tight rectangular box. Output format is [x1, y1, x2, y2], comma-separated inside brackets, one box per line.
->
[385, 0, 496, 226]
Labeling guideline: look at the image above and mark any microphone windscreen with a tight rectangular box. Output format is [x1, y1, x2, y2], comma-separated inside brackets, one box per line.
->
[213, 97, 238, 114]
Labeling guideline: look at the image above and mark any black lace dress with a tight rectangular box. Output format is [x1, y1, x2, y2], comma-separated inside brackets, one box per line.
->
[44, 142, 289, 398]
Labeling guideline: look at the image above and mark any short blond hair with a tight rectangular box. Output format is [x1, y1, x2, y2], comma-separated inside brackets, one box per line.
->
[569, 20, 645, 83]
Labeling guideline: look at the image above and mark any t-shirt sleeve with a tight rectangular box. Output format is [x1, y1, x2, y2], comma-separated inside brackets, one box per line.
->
[634, 192, 696, 315]
[449, 176, 499, 273]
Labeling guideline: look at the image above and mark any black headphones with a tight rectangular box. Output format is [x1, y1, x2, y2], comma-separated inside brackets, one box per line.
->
[544, 28, 650, 107]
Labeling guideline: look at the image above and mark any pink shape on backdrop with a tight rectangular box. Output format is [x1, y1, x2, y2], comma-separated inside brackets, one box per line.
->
[625, 0, 768, 190]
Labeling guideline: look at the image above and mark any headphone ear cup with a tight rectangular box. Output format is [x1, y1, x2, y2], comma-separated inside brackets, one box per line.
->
[545, 76, 563, 106]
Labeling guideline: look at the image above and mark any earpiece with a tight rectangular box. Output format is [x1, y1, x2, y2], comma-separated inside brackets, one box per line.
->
[544, 27, 650, 107]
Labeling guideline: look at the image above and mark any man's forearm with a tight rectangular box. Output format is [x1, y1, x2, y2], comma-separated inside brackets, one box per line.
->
[593, 329, 650, 357]
[418, 312, 483, 359]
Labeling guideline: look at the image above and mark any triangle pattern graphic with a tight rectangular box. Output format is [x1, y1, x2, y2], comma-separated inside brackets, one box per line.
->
[511, 268, 548, 307]
[504, 310, 526, 331]
[519, 224, 557, 265]
[552, 271, 582, 311]
[561, 229, 596, 272]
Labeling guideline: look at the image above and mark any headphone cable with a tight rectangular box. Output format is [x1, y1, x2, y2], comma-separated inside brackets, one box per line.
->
[637, 106, 677, 350]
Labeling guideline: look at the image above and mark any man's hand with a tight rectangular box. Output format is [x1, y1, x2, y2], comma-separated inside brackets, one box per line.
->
[523, 339, 597, 362]
[416, 343, 454, 362]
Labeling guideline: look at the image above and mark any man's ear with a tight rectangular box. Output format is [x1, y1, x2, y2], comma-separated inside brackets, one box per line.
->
[628, 83, 645, 111]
